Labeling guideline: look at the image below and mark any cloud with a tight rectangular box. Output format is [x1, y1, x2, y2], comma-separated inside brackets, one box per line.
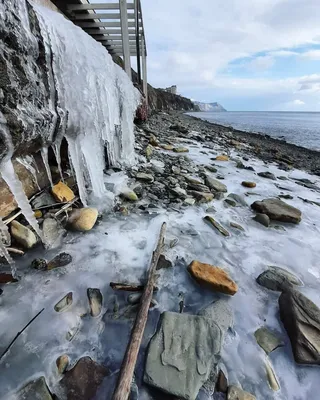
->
[141, 0, 320, 109]
[301, 50, 320, 60]
[293, 99, 305, 105]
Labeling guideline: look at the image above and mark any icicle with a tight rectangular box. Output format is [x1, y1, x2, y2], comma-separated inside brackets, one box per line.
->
[0, 217, 15, 276]
[52, 142, 64, 182]
[41, 147, 53, 188]
[16, 156, 41, 190]
[66, 137, 87, 206]
[1, 159, 42, 239]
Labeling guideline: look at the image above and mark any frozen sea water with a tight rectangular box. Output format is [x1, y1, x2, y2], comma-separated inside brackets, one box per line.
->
[1, 134, 320, 399]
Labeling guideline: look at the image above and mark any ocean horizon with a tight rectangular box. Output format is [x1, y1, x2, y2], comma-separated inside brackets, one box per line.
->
[188, 110, 320, 151]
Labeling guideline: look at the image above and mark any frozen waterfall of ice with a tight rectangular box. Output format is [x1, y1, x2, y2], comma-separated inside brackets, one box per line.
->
[34, 3, 141, 205]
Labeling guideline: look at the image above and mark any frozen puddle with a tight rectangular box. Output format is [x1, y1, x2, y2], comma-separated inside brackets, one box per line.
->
[1, 142, 320, 399]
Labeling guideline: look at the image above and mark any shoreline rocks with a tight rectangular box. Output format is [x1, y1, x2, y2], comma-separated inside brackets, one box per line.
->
[251, 198, 302, 224]
[68, 208, 98, 231]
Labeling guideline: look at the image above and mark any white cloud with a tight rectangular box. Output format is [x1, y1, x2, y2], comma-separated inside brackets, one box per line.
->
[246, 55, 275, 71]
[293, 99, 305, 105]
[301, 50, 320, 60]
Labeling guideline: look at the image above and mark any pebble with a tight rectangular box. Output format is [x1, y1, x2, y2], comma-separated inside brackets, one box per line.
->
[230, 222, 244, 231]
[68, 208, 98, 231]
[10, 220, 37, 249]
[204, 215, 230, 237]
[31, 258, 47, 270]
[216, 155, 229, 161]
[253, 213, 270, 227]
[87, 288, 103, 317]
[51, 181, 75, 202]
[54, 292, 73, 312]
[47, 252, 72, 270]
[56, 354, 69, 374]
[242, 181, 256, 188]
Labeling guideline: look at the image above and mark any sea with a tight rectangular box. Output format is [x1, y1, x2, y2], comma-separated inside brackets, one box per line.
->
[187, 111, 320, 151]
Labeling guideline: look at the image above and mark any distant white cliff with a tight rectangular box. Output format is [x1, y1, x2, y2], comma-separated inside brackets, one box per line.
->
[194, 102, 227, 112]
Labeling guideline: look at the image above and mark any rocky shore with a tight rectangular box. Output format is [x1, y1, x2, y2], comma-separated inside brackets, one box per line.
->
[1, 110, 320, 400]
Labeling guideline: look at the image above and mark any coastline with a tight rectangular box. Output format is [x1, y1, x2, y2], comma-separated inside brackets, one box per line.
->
[183, 111, 320, 176]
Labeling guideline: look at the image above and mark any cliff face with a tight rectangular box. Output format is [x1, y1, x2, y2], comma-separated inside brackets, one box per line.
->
[194, 102, 227, 112]
[148, 86, 198, 112]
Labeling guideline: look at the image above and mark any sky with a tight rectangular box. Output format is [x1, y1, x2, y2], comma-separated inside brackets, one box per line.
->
[140, 0, 320, 111]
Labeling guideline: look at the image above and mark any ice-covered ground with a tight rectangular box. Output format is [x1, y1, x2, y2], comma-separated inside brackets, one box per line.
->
[1, 135, 320, 400]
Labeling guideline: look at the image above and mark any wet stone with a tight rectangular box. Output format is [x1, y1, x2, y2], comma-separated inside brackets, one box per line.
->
[47, 252, 72, 270]
[256, 266, 303, 292]
[253, 213, 270, 227]
[31, 258, 47, 270]
[18, 376, 53, 400]
[56, 354, 69, 374]
[254, 327, 284, 354]
[87, 288, 103, 317]
[258, 171, 276, 180]
[54, 292, 73, 312]
[156, 254, 173, 270]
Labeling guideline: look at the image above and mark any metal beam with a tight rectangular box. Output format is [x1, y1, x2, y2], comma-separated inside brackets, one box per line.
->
[72, 13, 136, 20]
[135, 0, 142, 84]
[94, 35, 135, 40]
[77, 21, 136, 28]
[67, 3, 134, 11]
[85, 29, 137, 35]
[141, 34, 148, 104]
[119, 0, 132, 78]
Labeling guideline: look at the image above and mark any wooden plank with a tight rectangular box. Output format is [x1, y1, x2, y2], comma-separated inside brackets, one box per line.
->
[95, 36, 135, 41]
[72, 13, 123, 20]
[119, 0, 132, 78]
[67, 3, 135, 11]
[77, 21, 136, 28]
[112, 222, 167, 400]
[85, 29, 136, 35]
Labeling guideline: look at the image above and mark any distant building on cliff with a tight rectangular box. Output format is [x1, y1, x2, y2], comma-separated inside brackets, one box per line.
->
[163, 85, 177, 95]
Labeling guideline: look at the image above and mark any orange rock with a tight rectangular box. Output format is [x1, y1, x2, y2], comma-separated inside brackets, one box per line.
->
[215, 155, 229, 161]
[161, 144, 174, 151]
[242, 181, 256, 188]
[52, 181, 75, 203]
[188, 260, 238, 295]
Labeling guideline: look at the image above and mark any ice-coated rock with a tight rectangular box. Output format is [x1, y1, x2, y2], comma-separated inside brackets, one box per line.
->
[68, 208, 98, 231]
[251, 198, 301, 224]
[18, 376, 53, 400]
[254, 327, 284, 354]
[257, 266, 303, 292]
[10, 220, 37, 249]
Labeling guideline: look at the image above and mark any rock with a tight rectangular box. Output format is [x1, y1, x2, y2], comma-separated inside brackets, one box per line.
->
[216, 369, 228, 393]
[136, 172, 154, 183]
[205, 165, 218, 173]
[52, 181, 75, 202]
[253, 213, 270, 227]
[188, 260, 238, 295]
[121, 190, 138, 201]
[54, 292, 73, 312]
[56, 354, 69, 374]
[87, 288, 103, 317]
[227, 385, 256, 400]
[206, 206, 216, 213]
[145, 144, 153, 158]
[10, 220, 37, 249]
[187, 182, 211, 193]
[127, 293, 158, 307]
[204, 215, 230, 237]
[256, 266, 303, 292]
[254, 327, 284, 354]
[224, 198, 237, 207]
[34, 210, 42, 218]
[214, 192, 225, 200]
[161, 144, 174, 151]
[185, 176, 203, 185]
[144, 311, 222, 400]
[31, 258, 47, 270]
[251, 198, 301, 224]
[47, 252, 72, 270]
[43, 217, 65, 248]
[18, 376, 53, 400]
[230, 222, 244, 231]
[242, 181, 256, 188]
[149, 135, 159, 146]
[170, 238, 179, 248]
[257, 171, 276, 180]
[169, 124, 188, 134]
[216, 155, 229, 161]
[59, 357, 109, 400]
[156, 254, 173, 270]
[189, 191, 214, 203]
[205, 176, 227, 192]
[171, 186, 188, 200]
[227, 193, 247, 206]
[172, 166, 181, 175]
[279, 289, 320, 365]
[198, 299, 233, 337]
[31, 191, 56, 209]
[183, 197, 196, 206]
[216, 174, 225, 180]
[265, 357, 280, 391]
[0, 273, 18, 283]
[173, 147, 189, 153]
[68, 208, 98, 231]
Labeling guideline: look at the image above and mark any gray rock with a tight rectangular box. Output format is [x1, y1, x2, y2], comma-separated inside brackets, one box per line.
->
[42, 218, 65, 249]
[47, 252, 72, 270]
[205, 165, 218, 173]
[56, 354, 69, 374]
[87, 288, 103, 317]
[136, 172, 154, 183]
[254, 327, 284, 354]
[156, 254, 173, 270]
[224, 198, 237, 207]
[230, 222, 244, 231]
[258, 171, 276, 180]
[198, 300, 233, 339]
[184, 197, 196, 206]
[188, 182, 211, 193]
[31, 258, 47, 270]
[256, 266, 303, 292]
[144, 311, 222, 400]
[31, 191, 56, 209]
[214, 192, 225, 200]
[279, 289, 320, 365]
[227, 193, 247, 206]
[251, 198, 301, 224]
[265, 357, 280, 391]
[18, 376, 53, 400]
[205, 176, 227, 193]
[59, 357, 109, 400]
[253, 213, 270, 227]
[54, 292, 73, 312]
[171, 186, 188, 200]
[216, 369, 228, 393]
[227, 386, 256, 400]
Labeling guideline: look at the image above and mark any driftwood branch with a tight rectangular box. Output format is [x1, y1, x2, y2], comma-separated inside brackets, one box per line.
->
[110, 282, 158, 292]
[0, 308, 45, 361]
[112, 222, 167, 400]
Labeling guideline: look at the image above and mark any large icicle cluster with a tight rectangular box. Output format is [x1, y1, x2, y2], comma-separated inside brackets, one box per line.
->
[0, 0, 140, 236]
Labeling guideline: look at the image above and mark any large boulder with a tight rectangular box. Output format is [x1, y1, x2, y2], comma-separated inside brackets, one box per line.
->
[257, 266, 303, 292]
[188, 260, 238, 295]
[251, 198, 301, 224]
[59, 357, 109, 400]
[144, 311, 222, 400]
[205, 176, 227, 193]
[68, 208, 98, 231]
[279, 289, 320, 365]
